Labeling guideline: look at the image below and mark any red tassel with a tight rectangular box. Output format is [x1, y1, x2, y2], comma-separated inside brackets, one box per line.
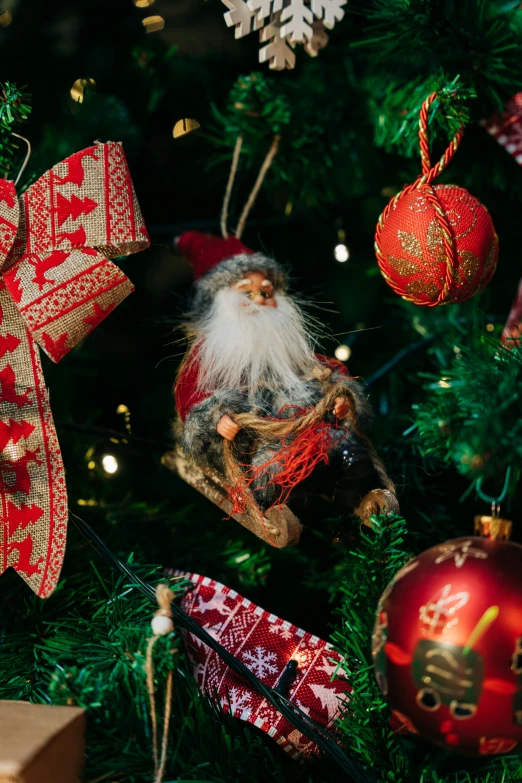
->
[227, 405, 346, 515]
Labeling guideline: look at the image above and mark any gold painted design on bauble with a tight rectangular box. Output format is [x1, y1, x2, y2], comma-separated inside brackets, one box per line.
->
[398, 230, 423, 259]
[426, 220, 446, 264]
[387, 255, 419, 276]
[458, 251, 480, 281]
[406, 278, 440, 300]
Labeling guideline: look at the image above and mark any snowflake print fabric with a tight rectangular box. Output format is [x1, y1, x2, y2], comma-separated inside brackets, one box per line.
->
[167, 569, 351, 759]
[0, 143, 149, 597]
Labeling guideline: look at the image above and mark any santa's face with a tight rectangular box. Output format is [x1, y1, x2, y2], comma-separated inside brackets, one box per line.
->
[233, 271, 278, 308]
[190, 269, 321, 401]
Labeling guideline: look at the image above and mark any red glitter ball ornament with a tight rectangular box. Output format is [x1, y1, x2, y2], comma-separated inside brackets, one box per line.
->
[373, 537, 522, 757]
[375, 94, 498, 306]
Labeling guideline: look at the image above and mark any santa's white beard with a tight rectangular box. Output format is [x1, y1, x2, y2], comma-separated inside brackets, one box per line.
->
[190, 288, 321, 403]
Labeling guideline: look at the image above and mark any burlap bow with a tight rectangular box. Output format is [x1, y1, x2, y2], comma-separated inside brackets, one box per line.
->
[0, 142, 149, 597]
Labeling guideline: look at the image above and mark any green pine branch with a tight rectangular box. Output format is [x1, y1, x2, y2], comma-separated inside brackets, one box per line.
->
[0, 82, 31, 178]
[409, 330, 522, 491]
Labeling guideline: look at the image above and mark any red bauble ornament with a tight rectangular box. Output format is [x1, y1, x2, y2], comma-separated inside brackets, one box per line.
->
[373, 537, 522, 756]
[375, 94, 498, 306]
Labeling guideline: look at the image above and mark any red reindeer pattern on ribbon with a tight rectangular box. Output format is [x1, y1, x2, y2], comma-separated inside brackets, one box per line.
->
[0, 142, 149, 597]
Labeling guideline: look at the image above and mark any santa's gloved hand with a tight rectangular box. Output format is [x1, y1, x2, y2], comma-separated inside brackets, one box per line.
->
[332, 396, 350, 420]
[217, 414, 241, 441]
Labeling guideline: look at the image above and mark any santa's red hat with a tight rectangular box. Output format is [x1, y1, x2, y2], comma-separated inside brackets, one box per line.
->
[176, 231, 287, 309]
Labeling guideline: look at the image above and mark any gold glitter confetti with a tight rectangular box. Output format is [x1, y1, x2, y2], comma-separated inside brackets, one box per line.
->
[398, 230, 423, 259]
[134, 0, 155, 6]
[70, 78, 96, 103]
[173, 118, 200, 138]
[142, 14, 164, 32]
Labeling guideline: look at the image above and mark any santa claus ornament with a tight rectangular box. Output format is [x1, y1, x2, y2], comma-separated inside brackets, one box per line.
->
[373, 536, 522, 756]
[169, 135, 398, 547]
[375, 92, 498, 306]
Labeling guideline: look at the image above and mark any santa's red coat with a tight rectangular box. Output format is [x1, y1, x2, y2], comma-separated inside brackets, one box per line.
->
[174, 347, 348, 422]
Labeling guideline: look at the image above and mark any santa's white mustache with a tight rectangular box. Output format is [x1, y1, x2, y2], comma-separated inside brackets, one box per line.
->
[190, 287, 321, 400]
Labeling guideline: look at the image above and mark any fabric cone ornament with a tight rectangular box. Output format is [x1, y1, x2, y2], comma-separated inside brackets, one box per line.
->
[0, 141, 149, 597]
[375, 92, 498, 306]
[168, 569, 350, 759]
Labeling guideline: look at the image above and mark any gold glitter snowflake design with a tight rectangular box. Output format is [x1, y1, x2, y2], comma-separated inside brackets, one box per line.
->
[434, 540, 488, 569]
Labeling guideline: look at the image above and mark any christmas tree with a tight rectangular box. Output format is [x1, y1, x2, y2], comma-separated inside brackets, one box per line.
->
[1, 1, 522, 780]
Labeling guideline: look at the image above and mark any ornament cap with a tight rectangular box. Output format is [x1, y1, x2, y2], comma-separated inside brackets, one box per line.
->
[474, 514, 513, 541]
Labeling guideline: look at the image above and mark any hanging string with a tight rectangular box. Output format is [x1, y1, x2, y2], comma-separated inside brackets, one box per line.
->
[235, 134, 280, 240]
[220, 134, 243, 240]
[476, 465, 512, 506]
[145, 583, 175, 783]
[220, 133, 281, 240]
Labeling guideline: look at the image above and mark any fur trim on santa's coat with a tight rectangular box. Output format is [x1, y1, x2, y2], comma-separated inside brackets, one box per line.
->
[190, 252, 287, 316]
[179, 366, 372, 476]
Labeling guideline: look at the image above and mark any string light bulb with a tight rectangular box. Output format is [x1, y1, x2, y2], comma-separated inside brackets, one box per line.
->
[116, 403, 132, 435]
[335, 345, 351, 362]
[334, 228, 349, 262]
[102, 454, 119, 474]
[334, 244, 349, 263]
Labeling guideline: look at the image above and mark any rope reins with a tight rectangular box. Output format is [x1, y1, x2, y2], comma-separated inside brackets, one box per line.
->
[222, 382, 396, 519]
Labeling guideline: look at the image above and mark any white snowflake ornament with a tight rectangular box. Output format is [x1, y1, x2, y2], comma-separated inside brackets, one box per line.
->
[222, 0, 262, 38]
[221, 0, 347, 70]
[310, 0, 346, 29]
[259, 12, 296, 70]
[280, 0, 314, 41]
[247, 0, 284, 21]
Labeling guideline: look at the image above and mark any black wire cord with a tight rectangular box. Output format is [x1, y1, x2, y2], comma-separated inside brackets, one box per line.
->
[71, 514, 376, 783]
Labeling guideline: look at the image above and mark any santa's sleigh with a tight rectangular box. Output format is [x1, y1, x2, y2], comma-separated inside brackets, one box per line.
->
[165, 383, 399, 549]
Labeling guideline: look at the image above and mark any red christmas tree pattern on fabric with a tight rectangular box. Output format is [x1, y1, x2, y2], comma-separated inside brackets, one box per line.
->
[483, 93, 522, 166]
[0, 143, 149, 597]
[167, 570, 351, 759]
